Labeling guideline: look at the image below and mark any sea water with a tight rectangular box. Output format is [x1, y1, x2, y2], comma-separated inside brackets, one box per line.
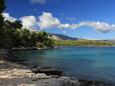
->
[14, 47, 115, 83]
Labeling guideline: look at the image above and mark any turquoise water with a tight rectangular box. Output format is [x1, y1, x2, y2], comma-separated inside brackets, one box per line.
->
[14, 47, 115, 82]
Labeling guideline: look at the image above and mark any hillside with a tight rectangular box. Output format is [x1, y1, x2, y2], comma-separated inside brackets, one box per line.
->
[52, 34, 115, 43]
[52, 34, 79, 40]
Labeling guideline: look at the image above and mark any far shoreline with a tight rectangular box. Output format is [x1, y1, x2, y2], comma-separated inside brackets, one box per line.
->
[12, 46, 115, 51]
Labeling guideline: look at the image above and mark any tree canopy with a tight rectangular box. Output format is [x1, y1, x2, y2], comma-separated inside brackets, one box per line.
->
[0, 0, 54, 49]
[0, 0, 6, 48]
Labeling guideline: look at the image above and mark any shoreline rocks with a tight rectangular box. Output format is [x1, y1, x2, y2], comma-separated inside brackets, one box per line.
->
[0, 61, 51, 86]
[31, 66, 63, 76]
[0, 60, 115, 86]
[12, 47, 53, 51]
[0, 50, 115, 86]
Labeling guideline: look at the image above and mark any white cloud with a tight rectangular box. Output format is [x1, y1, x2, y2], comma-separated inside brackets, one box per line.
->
[30, 0, 46, 4]
[2, 12, 17, 22]
[66, 17, 76, 21]
[3, 12, 115, 33]
[66, 21, 115, 33]
[30, 0, 57, 4]
[20, 16, 37, 29]
[37, 12, 115, 33]
[38, 12, 60, 29]
[59, 23, 71, 29]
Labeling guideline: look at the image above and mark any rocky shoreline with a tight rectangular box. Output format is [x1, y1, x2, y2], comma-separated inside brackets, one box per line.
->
[0, 49, 114, 86]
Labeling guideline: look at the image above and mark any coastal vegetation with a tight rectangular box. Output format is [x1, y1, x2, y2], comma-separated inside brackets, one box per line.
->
[0, 0, 53, 50]
[54, 40, 115, 46]
[0, 27, 54, 49]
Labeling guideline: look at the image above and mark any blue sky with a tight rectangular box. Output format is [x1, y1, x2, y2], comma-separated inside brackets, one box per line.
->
[4, 0, 115, 39]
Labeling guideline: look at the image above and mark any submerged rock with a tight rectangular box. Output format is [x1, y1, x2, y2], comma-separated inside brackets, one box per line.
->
[31, 66, 63, 76]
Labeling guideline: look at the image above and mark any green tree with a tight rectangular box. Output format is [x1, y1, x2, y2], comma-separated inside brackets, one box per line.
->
[12, 29, 21, 47]
[36, 31, 53, 48]
[4, 20, 22, 30]
[30, 32, 37, 46]
[0, 0, 5, 28]
[0, 0, 54, 49]
[20, 29, 31, 47]
[0, 0, 5, 48]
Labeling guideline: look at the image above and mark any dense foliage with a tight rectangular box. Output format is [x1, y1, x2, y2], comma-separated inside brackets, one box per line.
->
[0, 0, 5, 28]
[0, 26, 53, 49]
[11, 29, 53, 48]
[0, 0, 53, 49]
[0, 0, 5, 48]
[54, 40, 115, 46]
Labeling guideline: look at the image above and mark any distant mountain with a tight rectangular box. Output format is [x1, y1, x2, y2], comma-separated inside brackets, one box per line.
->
[51, 33, 115, 44]
[51, 33, 79, 40]
[102, 40, 115, 43]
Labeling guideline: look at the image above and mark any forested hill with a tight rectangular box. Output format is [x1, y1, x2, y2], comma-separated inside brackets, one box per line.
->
[52, 33, 115, 42]
[52, 34, 115, 46]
